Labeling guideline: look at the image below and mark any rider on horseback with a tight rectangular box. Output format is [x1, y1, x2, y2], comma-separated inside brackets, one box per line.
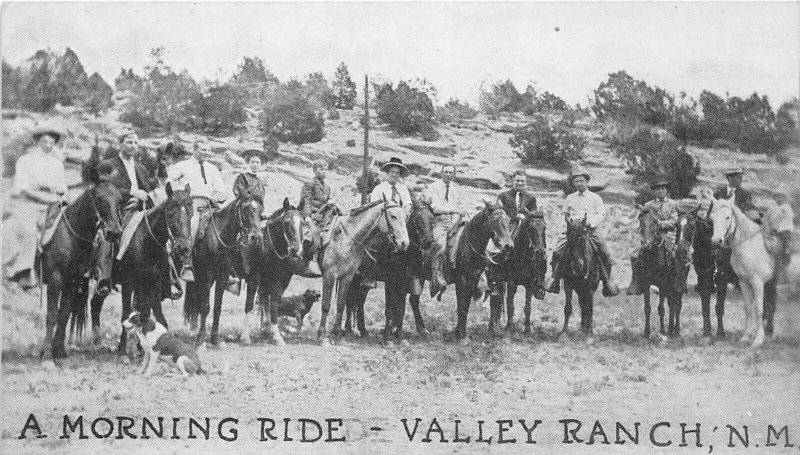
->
[300, 159, 332, 277]
[544, 166, 621, 297]
[428, 163, 465, 298]
[765, 184, 795, 282]
[626, 178, 680, 295]
[167, 137, 228, 282]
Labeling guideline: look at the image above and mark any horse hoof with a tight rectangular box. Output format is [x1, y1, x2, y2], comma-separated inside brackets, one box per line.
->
[418, 329, 430, 340]
[523, 328, 532, 336]
[558, 332, 569, 343]
[658, 334, 668, 344]
[240, 334, 252, 346]
[319, 338, 330, 347]
[217, 341, 227, 350]
[384, 340, 395, 349]
[585, 337, 595, 346]
[457, 337, 470, 346]
[41, 360, 56, 371]
[274, 337, 286, 347]
[337, 338, 348, 347]
[399, 339, 410, 347]
[751, 336, 765, 348]
[699, 337, 713, 347]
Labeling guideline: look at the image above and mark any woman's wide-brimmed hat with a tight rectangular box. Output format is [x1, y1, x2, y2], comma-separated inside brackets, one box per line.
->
[569, 164, 591, 182]
[241, 148, 268, 162]
[724, 166, 744, 176]
[381, 157, 408, 176]
[31, 126, 65, 144]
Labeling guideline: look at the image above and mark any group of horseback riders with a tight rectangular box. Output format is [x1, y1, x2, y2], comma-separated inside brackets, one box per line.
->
[4, 126, 795, 339]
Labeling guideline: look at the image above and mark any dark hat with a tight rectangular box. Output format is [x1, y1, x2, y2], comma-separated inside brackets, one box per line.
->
[118, 129, 138, 143]
[650, 178, 669, 189]
[241, 148, 267, 162]
[381, 157, 408, 176]
[31, 127, 63, 144]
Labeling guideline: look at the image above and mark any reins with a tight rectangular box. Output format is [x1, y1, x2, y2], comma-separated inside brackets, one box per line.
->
[61, 187, 104, 244]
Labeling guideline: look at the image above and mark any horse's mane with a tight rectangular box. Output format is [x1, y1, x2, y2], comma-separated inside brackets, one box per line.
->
[350, 200, 383, 216]
[267, 205, 298, 221]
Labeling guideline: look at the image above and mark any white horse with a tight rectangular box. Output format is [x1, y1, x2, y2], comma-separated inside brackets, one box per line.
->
[710, 198, 776, 347]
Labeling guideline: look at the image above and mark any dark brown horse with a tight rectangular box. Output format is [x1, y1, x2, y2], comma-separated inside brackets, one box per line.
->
[91, 183, 193, 353]
[244, 199, 305, 346]
[560, 217, 600, 337]
[37, 179, 123, 361]
[446, 202, 513, 341]
[500, 211, 547, 334]
[637, 210, 694, 340]
[183, 191, 264, 346]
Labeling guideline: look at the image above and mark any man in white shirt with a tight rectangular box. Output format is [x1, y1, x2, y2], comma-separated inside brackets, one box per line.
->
[167, 137, 228, 280]
[544, 167, 620, 297]
[427, 163, 463, 296]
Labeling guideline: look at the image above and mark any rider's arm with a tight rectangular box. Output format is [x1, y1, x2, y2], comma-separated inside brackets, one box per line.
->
[587, 193, 605, 228]
[208, 164, 228, 203]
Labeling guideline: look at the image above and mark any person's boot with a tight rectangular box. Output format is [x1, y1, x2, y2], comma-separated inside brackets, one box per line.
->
[543, 263, 561, 294]
[626, 257, 642, 296]
[180, 264, 194, 282]
[225, 277, 242, 296]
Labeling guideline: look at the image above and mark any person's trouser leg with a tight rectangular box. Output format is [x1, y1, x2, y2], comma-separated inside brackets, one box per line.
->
[591, 233, 620, 297]
[544, 237, 566, 294]
[430, 219, 450, 296]
[627, 245, 642, 296]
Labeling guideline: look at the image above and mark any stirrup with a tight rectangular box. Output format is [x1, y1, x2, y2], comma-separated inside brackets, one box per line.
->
[180, 266, 195, 282]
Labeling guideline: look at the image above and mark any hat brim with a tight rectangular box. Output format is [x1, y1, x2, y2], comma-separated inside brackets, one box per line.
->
[570, 173, 590, 182]
[381, 163, 408, 175]
[241, 150, 267, 162]
[32, 130, 62, 144]
[724, 170, 743, 176]
[650, 182, 669, 189]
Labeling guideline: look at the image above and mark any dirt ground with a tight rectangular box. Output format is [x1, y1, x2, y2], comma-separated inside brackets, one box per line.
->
[3, 275, 800, 454]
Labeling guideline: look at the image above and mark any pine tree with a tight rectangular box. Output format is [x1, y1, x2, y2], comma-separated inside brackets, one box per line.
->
[82, 72, 114, 115]
[332, 62, 357, 110]
[2, 60, 22, 108]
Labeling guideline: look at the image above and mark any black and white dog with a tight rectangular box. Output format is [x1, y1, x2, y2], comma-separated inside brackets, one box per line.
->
[122, 311, 204, 377]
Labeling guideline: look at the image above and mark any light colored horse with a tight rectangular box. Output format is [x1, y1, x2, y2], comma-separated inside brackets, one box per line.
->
[710, 198, 776, 347]
[317, 199, 409, 346]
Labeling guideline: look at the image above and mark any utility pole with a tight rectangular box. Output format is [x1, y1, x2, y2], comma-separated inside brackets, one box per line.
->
[361, 74, 370, 204]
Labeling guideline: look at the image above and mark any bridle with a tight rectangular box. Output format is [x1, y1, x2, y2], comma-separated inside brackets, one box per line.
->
[211, 199, 258, 250]
[61, 185, 107, 244]
[338, 201, 403, 263]
[466, 207, 510, 265]
[265, 209, 299, 261]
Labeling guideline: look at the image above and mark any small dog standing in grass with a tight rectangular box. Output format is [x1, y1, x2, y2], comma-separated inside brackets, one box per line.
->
[122, 311, 204, 377]
[270, 289, 321, 332]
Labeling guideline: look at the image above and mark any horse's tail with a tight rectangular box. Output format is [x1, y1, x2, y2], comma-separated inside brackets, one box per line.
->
[68, 278, 90, 342]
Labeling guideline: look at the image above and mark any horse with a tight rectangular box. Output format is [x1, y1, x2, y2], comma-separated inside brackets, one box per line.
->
[36, 180, 123, 361]
[342, 198, 435, 345]
[317, 198, 409, 345]
[446, 202, 513, 341]
[501, 211, 547, 334]
[560, 217, 601, 338]
[182, 190, 264, 346]
[710, 198, 777, 347]
[243, 199, 305, 346]
[91, 183, 194, 353]
[636, 210, 694, 340]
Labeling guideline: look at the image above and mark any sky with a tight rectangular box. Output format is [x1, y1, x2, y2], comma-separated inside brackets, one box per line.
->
[2, 2, 799, 107]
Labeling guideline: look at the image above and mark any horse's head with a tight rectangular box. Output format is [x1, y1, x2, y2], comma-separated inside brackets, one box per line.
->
[235, 188, 264, 245]
[409, 199, 435, 251]
[382, 197, 410, 252]
[91, 180, 124, 241]
[638, 209, 661, 251]
[484, 201, 513, 253]
[565, 216, 593, 278]
[165, 182, 194, 266]
[675, 210, 697, 262]
[519, 210, 547, 256]
[709, 198, 734, 247]
[267, 198, 304, 259]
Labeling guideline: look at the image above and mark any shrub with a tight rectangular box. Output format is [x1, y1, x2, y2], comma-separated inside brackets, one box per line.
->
[119, 66, 201, 135]
[185, 84, 247, 136]
[2, 60, 22, 108]
[374, 81, 436, 137]
[509, 115, 586, 169]
[83, 73, 114, 115]
[260, 85, 325, 144]
[520, 85, 570, 115]
[608, 123, 699, 198]
[435, 98, 478, 123]
[332, 62, 357, 110]
[592, 70, 674, 127]
[230, 56, 280, 106]
[479, 79, 525, 116]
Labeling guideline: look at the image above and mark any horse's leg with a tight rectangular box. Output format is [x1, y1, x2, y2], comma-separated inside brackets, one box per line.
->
[409, 293, 428, 338]
[751, 279, 766, 348]
[210, 276, 226, 346]
[194, 276, 211, 347]
[674, 294, 683, 338]
[488, 292, 502, 337]
[118, 285, 133, 354]
[763, 279, 777, 339]
[561, 282, 572, 337]
[356, 288, 368, 338]
[739, 281, 754, 344]
[523, 285, 534, 335]
[382, 282, 393, 345]
[716, 284, 728, 338]
[241, 278, 258, 345]
[454, 280, 471, 341]
[700, 290, 712, 338]
[657, 291, 666, 337]
[267, 278, 288, 347]
[184, 282, 198, 333]
[318, 276, 335, 344]
[90, 292, 105, 345]
[41, 279, 61, 361]
[643, 289, 651, 339]
[666, 292, 675, 337]
[505, 282, 516, 332]
[580, 290, 594, 336]
[333, 274, 356, 343]
[395, 291, 408, 343]
[151, 299, 167, 328]
[52, 282, 76, 359]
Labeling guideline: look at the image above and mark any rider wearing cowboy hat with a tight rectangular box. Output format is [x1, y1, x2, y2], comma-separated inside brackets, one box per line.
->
[544, 165, 621, 297]
[714, 166, 760, 221]
[427, 163, 465, 297]
[234, 148, 268, 204]
[626, 177, 680, 295]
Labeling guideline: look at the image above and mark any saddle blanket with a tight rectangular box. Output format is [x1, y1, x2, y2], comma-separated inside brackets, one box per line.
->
[116, 211, 146, 260]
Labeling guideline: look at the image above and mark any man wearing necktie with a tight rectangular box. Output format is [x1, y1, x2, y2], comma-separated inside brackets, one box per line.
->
[167, 137, 228, 280]
[544, 166, 620, 297]
[713, 167, 760, 220]
[427, 163, 463, 296]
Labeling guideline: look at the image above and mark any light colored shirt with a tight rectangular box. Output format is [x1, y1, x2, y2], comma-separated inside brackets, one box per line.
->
[427, 179, 460, 216]
[167, 156, 227, 201]
[725, 186, 737, 199]
[370, 181, 412, 217]
[563, 189, 605, 228]
[12, 150, 67, 198]
[765, 202, 795, 234]
[119, 153, 139, 192]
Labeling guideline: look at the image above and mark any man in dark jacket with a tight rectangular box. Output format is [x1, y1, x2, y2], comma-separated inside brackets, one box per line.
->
[100, 131, 154, 215]
[497, 169, 538, 221]
[713, 167, 759, 219]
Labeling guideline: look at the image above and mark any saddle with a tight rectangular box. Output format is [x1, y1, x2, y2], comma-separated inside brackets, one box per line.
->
[38, 202, 64, 250]
[193, 209, 215, 246]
